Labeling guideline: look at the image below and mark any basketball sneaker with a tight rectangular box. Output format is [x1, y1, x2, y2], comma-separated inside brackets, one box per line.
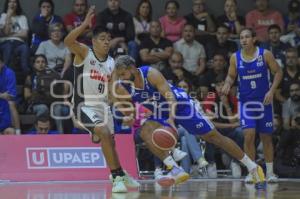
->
[155, 168, 175, 187]
[266, 173, 279, 183]
[172, 148, 187, 162]
[244, 173, 254, 184]
[123, 171, 140, 188]
[112, 176, 127, 193]
[251, 166, 267, 190]
[156, 166, 189, 187]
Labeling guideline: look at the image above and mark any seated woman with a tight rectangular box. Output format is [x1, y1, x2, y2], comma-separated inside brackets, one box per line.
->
[35, 23, 72, 77]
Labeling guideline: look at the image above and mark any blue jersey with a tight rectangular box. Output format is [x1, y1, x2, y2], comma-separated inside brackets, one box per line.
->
[236, 47, 271, 102]
[121, 66, 214, 135]
[121, 66, 190, 112]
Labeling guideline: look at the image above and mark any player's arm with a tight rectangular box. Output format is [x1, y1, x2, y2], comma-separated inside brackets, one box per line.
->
[64, 6, 95, 64]
[222, 53, 237, 95]
[147, 68, 177, 126]
[264, 50, 283, 94]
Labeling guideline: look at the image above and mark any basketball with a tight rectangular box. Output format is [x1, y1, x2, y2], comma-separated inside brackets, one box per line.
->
[152, 126, 178, 151]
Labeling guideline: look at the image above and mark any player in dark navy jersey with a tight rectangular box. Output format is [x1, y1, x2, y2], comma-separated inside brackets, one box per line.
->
[112, 55, 267, 189]
[222, 28, 283, 183]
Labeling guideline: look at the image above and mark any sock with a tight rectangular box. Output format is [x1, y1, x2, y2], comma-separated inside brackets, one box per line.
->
[239, 154, 257, 172]
[111, 167, 125, 178]
[163, 155, 178, 169]
[266, 162, 273, 176]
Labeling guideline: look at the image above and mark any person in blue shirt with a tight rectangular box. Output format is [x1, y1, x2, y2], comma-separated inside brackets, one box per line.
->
[222, 28, 283, 183]
[0, 53, 16, 135]
[112, 55, 266, 189]
[24, 114, 59, 135]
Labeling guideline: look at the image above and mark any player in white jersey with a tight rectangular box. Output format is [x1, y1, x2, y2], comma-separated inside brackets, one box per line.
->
[64, 6, 139, 193]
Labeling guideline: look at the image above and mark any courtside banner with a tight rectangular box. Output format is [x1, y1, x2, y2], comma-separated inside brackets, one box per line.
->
[0, 134, 138, 181]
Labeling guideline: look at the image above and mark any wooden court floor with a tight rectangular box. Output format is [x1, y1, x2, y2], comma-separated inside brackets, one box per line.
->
[1, 179, 300, 199]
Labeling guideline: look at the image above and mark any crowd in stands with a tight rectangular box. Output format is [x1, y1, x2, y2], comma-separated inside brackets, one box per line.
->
[0, 0, 300, 178]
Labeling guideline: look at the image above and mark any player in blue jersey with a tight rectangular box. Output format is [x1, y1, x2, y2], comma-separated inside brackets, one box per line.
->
[111, 55, 267, 189]
[222, 28, 283, 183]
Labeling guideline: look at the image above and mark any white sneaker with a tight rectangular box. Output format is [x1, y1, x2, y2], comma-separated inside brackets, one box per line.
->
[155, 168, 175, 187]
[172, 148, 187, 162]
[266, 173, 279, 183]
[207, 163, 217, 178]
[156, 166, 189, 187]
[244, 173, 254, 184]
[230, 161, 241, 178]
[123, 171, 140, 188]
[197, 157, 208, 168]
[112, 176, 127, 193]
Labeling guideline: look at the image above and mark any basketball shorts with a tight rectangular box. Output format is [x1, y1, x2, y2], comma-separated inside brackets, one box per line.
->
[147, 99, 214, 135]
[73, 104, 114, 135]
[239, 101, 273, 134]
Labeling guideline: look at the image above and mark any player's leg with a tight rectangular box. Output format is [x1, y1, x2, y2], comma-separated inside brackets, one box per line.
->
[243, 129, 256, 162]
[258, 104, 278, 183]
[140, 120, 189, 186]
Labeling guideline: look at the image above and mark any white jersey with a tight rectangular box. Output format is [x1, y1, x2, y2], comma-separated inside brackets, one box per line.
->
[73, 49, 114, 108]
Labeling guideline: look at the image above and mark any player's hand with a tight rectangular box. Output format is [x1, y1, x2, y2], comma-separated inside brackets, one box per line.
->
[221, 82, 231, 96]
[82, 5, 95, 28]
[263, 90, 274, 105]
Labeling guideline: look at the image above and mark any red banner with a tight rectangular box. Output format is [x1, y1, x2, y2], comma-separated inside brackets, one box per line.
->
[0, 134, 138, 182]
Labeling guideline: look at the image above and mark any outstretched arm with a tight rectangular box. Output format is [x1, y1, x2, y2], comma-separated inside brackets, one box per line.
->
[64, 6, 95, 64]
[147, 68, 177, 127]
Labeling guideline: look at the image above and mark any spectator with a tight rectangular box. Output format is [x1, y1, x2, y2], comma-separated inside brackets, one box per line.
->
[275, 48, 300, 103]
[0, 0, 30, 74]
[204, 25, 238, 61]
[245, 0, 284, 42]
[184, 0, 216, 35]
[260, 25, 290, 68]
[63, 0, 95, 46]
[284, 0, 300, 33]
[0, 52, 18, 135]
[275, 109, 300, 178]
[25, 113, 59, 134]
[24, 54, 51, 117]
[174, 24, 206, 83]
[139, 20, 173, 71]
[96, 0, 137, 59]
[203, 74, 243, 178]
[161, 51, 188, 85]
[36, 23, 72, 76]
[280, 18, 300, 48]
[282, 81, 300, 130]
[159, 0, 186, 42]
[133, 0, 152, 44]
[217, 0, 245, 38]
[31, 0, 63, 53]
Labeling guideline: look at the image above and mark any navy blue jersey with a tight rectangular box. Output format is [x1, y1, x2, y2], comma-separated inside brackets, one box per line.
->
[121, 66, 190, 112]
[236, 47, 271, 102]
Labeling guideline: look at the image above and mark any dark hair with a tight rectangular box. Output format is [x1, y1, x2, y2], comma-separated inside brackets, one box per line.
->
[165, 0, 180, 10]
[92, 26, 109, 38]
[225, 0, 237, 5]
[3, 0, 23, 15]
[0, 52, 3, 62]
[268, 24, 281, 33]
[33, 54, 48, 65]
[240, 27, 256, 37]
[217, 24, 230, 32]
[184, 23, 195, 30]
[286, 47, 298, 54]
[39, 0, 54, 14]
[290, 80, 300, 88]
[135, 0, 152, 22]
[35, 114, 50, 124]
[215, 73, 226, 84]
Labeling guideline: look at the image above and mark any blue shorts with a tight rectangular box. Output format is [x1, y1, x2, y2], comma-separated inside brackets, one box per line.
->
[147, 99, 214, 135]
[239, 101, 273, 134]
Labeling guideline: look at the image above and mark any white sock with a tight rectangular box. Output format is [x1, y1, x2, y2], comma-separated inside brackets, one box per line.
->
[266, 162, 273, 175]
[163, 155, 178, 168]
[240, 154, 257, 172]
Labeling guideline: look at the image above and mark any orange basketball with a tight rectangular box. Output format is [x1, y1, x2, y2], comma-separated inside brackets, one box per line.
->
[152, 126, 178, 151]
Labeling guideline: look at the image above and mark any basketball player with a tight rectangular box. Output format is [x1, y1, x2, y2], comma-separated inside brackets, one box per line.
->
[111, 55, 266, 189]
[222, 28, 283, 183]
[64, 6, 139, 193]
